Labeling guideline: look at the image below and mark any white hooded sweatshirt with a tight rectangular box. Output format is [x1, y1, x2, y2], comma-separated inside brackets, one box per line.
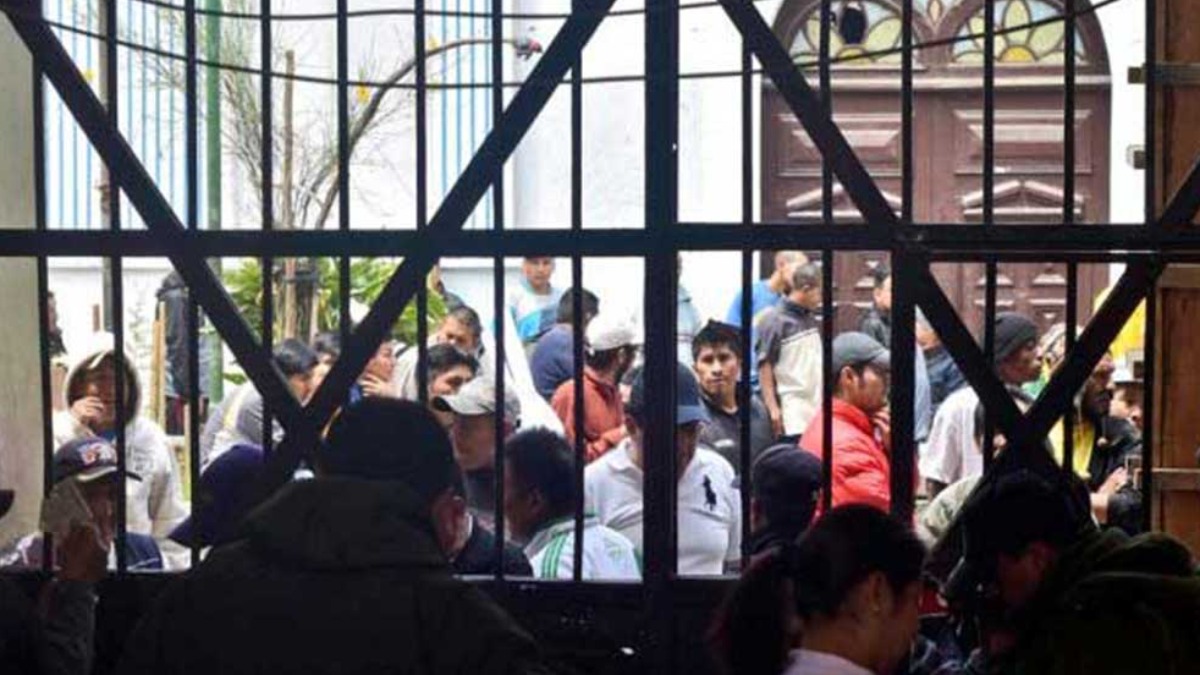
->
[52, 333, 190, 569]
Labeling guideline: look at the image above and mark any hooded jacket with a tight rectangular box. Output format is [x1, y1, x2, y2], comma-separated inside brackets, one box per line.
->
[51, 335, 189, 568]
[117, 477, 549, 675]
[997, 529, 1200, 675]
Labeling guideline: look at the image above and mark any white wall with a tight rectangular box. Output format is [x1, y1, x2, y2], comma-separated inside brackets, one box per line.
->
[0, 19, 45, 546]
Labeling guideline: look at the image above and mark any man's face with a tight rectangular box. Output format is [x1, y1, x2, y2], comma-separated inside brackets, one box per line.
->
[451, 413, 498, 471]
[502, 463, 543, 544]
[430, 365, 474, 399]
[880, 581, 923, 671]
[843, 364, 890, 415]
[77, 477, 118, 549]
[82, 367, 120, 433]
[614, 346, 637, 384]
[311, 355, 334, 391]
[428, 488, 467, 558]
[522, 257, 555, 292]
[1081, 353, 1116, 419]
[364, 341, 396, 381]
[793, 284, 823, 310]
[998, 341, 1041, 384]
[693, 344, 739, 400]
[1112, 386, 1143, 430]
[773, 251, 807, 288]
[287, 371, 314, 403]
[874, 276, 893, 312]
[993, 543, 1055, 612]
[439, 317, 479, 355]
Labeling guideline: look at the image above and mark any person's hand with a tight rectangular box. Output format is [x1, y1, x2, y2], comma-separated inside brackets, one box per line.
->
[57, 523, 108, 585]
[1099, 467, 1129, 497]
[872, 408, 892, 450]
[767, 408, 783, 439]
[70, 396, 106, 426]
[359, 374, 394, 398]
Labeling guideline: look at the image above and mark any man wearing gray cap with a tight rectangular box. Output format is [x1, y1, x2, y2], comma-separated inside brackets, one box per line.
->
[433, 376, 521, 531]
[921, 312, 1041, 498]
[800, 332, 893, 513]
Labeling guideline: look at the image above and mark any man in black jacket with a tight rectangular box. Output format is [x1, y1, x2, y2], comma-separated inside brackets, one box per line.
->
[950, 469, 1200, 675]
[859, 265, 892, 348]
[118, 399, 549, 674]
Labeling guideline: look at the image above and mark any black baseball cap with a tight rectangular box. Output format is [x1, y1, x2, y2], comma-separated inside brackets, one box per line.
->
[748, 443, 822, 530]
[628, 362, 710, 426]
[53, 437, 142, 485]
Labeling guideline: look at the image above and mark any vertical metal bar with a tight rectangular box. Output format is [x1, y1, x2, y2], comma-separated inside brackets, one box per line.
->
[416, 0, 430, 405]
[337, 0, 350, 371]
[490, 0, 507, 579]
[981, 0, 997, 472]
[33, 28, 56, 570]
[891, 252, 916, 523]
[1064, 265, 1078, 475]
[570, 0, 585, 582]
[645, 0, 679, 661]
[821, 249, 833, 513]
[1140, 272, 1157, 533]
[185, 0, 203, 568]
[737, 37, 752, 562]
[103, 0, 129, 574]
[982, 260, 997, 468]
[1063, 0, 1076, 229]
[818, 0, 834, 516]
[894, 0, 916, 523]
[1144, 0, 1156, 229]
[260, 0, 274, 456]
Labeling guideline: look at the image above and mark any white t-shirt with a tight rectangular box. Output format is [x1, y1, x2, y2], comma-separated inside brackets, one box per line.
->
[920, 386, 981, 486]
[584, 440, 742, 576]
[524, 516, 641, 581]
[782, 650, 874, 675]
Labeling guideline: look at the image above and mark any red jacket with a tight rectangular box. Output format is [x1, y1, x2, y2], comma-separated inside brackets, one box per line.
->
[550, 367, 626, 463]
[799, 399, 890, 514]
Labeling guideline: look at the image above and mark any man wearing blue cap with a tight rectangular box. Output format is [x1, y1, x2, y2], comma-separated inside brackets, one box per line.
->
[584, 363, 742, 576]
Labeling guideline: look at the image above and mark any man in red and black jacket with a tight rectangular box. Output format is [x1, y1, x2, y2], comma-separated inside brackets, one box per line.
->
[799, 332, 893, 514]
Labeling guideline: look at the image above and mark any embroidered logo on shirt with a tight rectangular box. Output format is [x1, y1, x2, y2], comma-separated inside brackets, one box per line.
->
[702, 475, 717, 511]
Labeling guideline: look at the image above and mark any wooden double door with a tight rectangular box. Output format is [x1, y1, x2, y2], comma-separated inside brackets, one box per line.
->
[763, 82, 1112, 335]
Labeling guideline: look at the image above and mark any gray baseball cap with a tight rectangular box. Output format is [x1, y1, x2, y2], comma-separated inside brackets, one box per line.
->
[432, 376, 521, 425]
[831, 332, 890, 375]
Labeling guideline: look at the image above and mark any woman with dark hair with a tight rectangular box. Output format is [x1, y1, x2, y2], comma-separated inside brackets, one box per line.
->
[710, 505, 926, 675]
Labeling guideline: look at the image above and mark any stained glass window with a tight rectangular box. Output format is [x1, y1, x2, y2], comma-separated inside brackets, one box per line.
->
[790, 0, 904, 66]
[952, 0, 1088, 64]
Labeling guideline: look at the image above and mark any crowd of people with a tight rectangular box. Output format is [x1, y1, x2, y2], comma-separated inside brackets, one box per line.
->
[0, 252, 1181, 675]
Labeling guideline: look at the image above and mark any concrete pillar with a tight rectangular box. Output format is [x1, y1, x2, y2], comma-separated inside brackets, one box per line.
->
[0, 20, 45, 547]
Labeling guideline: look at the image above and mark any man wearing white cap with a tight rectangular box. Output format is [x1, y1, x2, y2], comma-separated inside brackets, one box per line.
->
[550, 312, 641, 463]
[433, 376, 521, 531]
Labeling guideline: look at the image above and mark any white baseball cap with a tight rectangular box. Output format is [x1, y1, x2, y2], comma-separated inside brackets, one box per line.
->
[585, 312, 642, 354]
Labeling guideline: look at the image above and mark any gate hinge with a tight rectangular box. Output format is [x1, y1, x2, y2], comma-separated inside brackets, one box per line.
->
[1129, 63, 1200, 86]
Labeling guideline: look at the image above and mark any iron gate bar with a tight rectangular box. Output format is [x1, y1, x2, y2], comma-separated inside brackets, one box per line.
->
[297, 0, 619, 456]
[414, 0, 429, 404]
[1140, 277, 1157, 533]
[1158, 157, 1200, 228]
[718, 0, 899, 231]
[184, 0, 202, 567]
[914, 268, 1024, 439]
[32, 21, 54, 571]
[1016, 261, 1161, 447]
[492, 0, 511, 580]
[644, 0, 679, 665]
[570, 0, 585, 580]
[890, 250, 917, 524]
[736, 31, 753, 563]
[2, 0, 309, 438]
[16, 226, 1200, 257]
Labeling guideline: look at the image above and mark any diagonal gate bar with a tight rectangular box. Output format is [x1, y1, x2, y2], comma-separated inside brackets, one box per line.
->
[1017, 262, 1160, 446]
[3, 0, 307, 435]
[1158, 155, 1200, 228]
[719, 0, 898, 229]
[914, 268, 1024, 438]
[299, 0, 619, 444]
